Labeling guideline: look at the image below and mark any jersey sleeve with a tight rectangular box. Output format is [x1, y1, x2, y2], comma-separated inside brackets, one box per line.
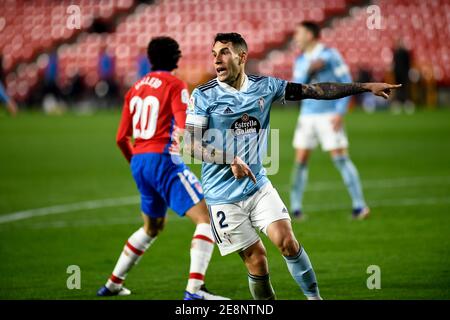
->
[170, 80, 189, 130]
[116, 89, 134, 163]
[268, 77, 288, 104]
[292, 56, 309, 84]
[185, 88, 209, 129]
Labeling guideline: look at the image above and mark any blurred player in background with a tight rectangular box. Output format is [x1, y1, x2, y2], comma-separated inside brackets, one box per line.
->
[0, 82, 18, 116]
[97, 37, 228, 300]
[0, 55, 18, 116]
[391, 39, 415, 114]
[185, 32, 399, 300]
[290, 21, 370, 220]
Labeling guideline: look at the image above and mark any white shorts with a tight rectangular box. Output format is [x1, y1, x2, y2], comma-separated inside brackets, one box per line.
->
[292, 113, 349, 151]
[207, 182, 291, 256]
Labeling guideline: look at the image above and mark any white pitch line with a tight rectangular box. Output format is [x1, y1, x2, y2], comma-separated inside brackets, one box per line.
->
[0, 196, 140, 224]
[26, 216, 143, 230]
[0, 175, 449, 225]
[304, 196, 450, 212]
[17, 196, 450, 230]
[278, 175, 450, 192]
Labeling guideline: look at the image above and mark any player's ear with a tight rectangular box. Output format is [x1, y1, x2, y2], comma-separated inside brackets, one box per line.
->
[239, 51, 247, 65]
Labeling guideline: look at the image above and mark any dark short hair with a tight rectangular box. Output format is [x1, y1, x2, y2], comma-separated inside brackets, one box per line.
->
[299, 21, 321, 39]
[213, 33, 248, 53]
[147, 36, 181, 71]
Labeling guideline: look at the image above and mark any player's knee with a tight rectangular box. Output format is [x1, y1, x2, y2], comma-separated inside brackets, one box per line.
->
[190, 211, 210, 225]
[279, 235, 299, 257]
[143, 218, 165, 237]
[185, 200, 210, 224]
[241, 246, 268, 274]
[330, 148, 347, 158]
[247, 254, 268, 275]
[143, 225, 161, 237]
[295, 149, 309, 164]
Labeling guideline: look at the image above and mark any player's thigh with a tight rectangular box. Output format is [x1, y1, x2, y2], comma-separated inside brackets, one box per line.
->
[208, 202, 260, 256]
[317, 114, 349, 151]
[266, 219, 299, 255]
[249, 182, 291, 236]
[292, 115, 318, 150]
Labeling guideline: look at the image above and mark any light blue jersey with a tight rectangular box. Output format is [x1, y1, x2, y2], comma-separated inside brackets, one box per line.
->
[186, 75, 287, 205]
[0, 82, 11, 103]
[293, 43, 352, 115]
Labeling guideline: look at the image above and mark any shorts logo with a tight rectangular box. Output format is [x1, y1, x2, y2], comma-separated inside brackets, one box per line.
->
[231, 113, 261, 136]
[223, 232, 232, 244]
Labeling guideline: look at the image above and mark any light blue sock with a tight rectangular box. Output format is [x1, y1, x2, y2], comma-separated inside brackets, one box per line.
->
[284, 247, 320, 298]
[332, 155, 367, 209]
[290, 163, 308, 212]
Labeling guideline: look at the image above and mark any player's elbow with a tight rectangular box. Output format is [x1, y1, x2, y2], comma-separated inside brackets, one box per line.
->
[116, 135, 128, 147]
[116, 137, 132, 158]
[116, 139, 124, 150]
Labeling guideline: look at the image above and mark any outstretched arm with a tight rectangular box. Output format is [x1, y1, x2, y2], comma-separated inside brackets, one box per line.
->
[285, 82, 402, 101]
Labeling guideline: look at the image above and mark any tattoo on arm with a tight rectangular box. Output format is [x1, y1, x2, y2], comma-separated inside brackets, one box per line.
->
[184, 125, 228, 164]
[285, 82, 369, 101]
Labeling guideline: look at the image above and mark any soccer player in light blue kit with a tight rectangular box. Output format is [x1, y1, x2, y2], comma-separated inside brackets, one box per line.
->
[0, 80, 18, 116]
[290, 21, 369, 220]
[185, 33, 400, 300]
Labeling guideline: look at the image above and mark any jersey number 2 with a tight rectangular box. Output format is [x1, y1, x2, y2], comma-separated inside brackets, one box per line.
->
[217, 211, 228, 228]
[129, 95, 160, 139]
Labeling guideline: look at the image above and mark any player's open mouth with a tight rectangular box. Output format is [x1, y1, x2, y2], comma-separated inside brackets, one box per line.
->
[216, 67, 226, 76]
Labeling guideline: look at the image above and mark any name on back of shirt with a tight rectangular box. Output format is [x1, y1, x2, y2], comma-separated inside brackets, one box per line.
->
[135, 76, 162, 90]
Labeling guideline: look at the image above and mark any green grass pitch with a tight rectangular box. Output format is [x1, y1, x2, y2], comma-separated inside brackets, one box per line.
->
[0, 107, 449, 299]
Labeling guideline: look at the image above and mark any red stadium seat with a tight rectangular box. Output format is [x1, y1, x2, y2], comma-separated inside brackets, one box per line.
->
[257, 0, 450, 84]
[4, 0, 450, 100]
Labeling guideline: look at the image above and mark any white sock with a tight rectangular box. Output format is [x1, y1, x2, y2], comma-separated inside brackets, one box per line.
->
[105, 227, 156, 291]
[186, 223, 215, 293]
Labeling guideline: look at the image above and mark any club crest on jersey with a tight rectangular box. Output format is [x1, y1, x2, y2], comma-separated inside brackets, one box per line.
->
[258, 97, 265, 112]
[231, 113, 261, 136]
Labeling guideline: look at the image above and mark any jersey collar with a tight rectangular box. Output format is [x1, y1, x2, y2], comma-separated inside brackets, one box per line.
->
[217, 73, 249, 93]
